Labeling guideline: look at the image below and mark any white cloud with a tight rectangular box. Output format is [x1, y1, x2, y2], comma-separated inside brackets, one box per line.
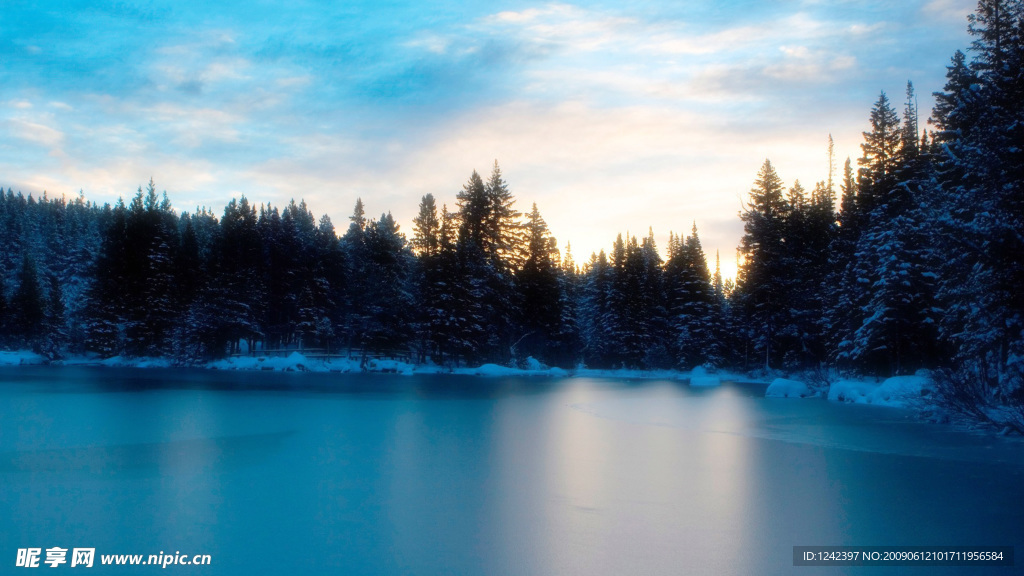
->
[404, 34, 453, 54]
[1, 0, 974, 281]
[5, 118, 64, 147]
[921, 0, 974, 23]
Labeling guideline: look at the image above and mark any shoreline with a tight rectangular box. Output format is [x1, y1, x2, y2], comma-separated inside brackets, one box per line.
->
[1, 348, 924, 409]
[0, 348, 750, 384]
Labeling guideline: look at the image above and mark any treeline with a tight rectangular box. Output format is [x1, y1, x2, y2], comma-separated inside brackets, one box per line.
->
[0, 165, 729, 370]
[0, 2, 1021, 389]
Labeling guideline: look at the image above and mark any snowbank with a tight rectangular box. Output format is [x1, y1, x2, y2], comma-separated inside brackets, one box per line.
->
[827, 380, 877, 403]
[0, 350, 46, 365]
[210, 353, 363, 373]
[867, 375, 933, 407]
[826, 373, 933, 408]
[366, 359, 416, 375]
[100, 356, 173, 369]
[688, 366, 721, 387]
[765, 378, 814, 398]
[466, 363, 524, 377]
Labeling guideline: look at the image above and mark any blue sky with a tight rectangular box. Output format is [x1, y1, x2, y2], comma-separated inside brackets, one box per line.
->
[1, 0, 975, 278]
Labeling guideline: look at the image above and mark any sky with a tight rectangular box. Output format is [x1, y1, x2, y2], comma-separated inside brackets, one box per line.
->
[1, 0, 977, 280]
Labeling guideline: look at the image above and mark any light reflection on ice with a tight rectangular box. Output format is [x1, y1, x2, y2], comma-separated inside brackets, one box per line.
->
[1, 367, 1022, 575]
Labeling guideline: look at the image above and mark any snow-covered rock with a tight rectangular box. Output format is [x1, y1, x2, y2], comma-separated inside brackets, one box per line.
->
[765, 378, 813, 398]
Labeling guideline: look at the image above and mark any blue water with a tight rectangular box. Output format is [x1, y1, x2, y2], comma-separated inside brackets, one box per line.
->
[1, 367, 1021, 575]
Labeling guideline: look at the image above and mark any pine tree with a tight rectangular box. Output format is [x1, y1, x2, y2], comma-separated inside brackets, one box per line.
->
[428, 204, 462, 365]
[930, 51, 977, 140]
[665, 224, 714, 368]
[39, 273, 67, 358]
[483, 160, 523, 270]
[11, 253, 45, 345]
[514, 203, 563, 366]
[361, 213, 415, 354]
[0, 266, 8, 344]
[857, 92, 902, 224]
[456, 171, 489, 250]
[825, 157, 861, 368]
[736, 159, 789, 370]
[84, 200, 128, 356]
[452, 168, 520, 364]
[411, 194, 440, 258]
[579, 250, 617, 368]
[213, 195, 264, 355]
[411, 196, 444, 363]
[847, 82, 941, 375]
[706, 251, 729, 366]
[342, 198, 371, 352]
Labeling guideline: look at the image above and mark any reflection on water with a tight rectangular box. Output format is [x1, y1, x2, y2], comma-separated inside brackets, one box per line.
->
[1, 367, 1022, 575]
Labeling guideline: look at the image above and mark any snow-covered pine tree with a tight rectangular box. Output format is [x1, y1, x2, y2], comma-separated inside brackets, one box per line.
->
[514, 203, 563, 366]
[848, 83, 941, 375]
[211, 195, 265, 356]
[10, 253, 45, 346]
[411, 195, 442, 363]
[665, 224, 714, 369]
[360, 213, 415, 355]
[453, 169, 518, 364]
[38, 272, 67, 359]
[736, 159, 789, 370]
[579, 250, 617, 368]
[932, 0, 1024, 396]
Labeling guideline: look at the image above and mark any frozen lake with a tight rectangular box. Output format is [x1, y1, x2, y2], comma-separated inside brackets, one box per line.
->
[1, 366, 1021, 574]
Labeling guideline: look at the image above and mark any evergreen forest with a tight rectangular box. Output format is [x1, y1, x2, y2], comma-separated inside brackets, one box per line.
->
[1, 1, 1022, 426]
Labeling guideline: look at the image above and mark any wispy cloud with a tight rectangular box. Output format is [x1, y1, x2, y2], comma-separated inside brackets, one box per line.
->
[0, 0, 977, 274]
[5, 118, 65, 148]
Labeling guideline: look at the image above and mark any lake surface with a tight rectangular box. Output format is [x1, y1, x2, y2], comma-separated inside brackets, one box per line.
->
[1, 366, 1021, 575]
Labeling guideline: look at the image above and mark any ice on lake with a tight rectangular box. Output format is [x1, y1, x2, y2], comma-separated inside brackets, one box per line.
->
[1, 366, 1022, 575]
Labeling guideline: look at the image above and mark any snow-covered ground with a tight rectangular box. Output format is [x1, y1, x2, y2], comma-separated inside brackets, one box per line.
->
[0, 348, 932, 410]
[0, 349, 748, 385]
[207, 352, 731, 384]
[767, 371, 935, 409]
